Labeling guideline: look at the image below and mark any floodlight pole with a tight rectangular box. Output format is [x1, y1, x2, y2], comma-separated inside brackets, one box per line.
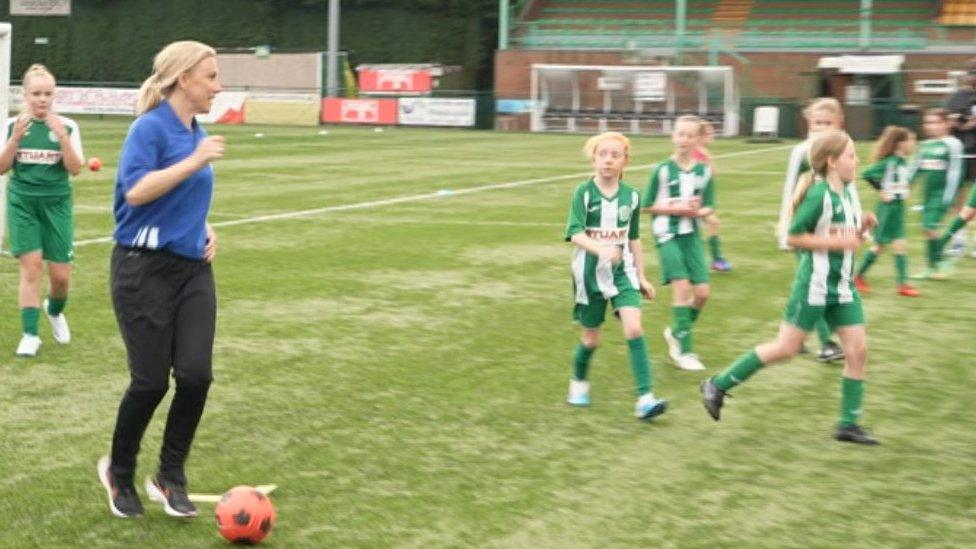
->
[326, 0, 340, 97]
[675, 0, 687, 54]
[499, 0, 510, 50]
[859, 0, 872, 51]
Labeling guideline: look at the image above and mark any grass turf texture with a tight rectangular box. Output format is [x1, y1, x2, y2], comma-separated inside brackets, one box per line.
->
[1, 119, 974, 547]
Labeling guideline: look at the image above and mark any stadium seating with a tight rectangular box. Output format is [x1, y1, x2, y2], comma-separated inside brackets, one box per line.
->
[512, 0, 935, 51]
[939, 0, 976, 26]
[515, 1, 716, 49]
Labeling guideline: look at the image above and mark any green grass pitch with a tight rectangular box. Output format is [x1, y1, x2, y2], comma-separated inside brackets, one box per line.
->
[1, 119, 974, 547]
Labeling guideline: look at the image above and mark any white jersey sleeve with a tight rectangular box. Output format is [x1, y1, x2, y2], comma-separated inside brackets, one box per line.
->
[777, 142, 808, 249]
[62, 116, 84, 160]
[944, 136, 964, 205]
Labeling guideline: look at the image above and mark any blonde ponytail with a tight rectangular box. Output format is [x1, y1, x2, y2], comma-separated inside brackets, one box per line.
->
[790, 171, 816, 215]
[136, 40, 216, 115]
[22, 63, 55, 87]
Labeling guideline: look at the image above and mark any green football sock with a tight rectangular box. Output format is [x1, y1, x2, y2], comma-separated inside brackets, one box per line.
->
[839, 377, 865, 427]
[47, 296, 67, 316]
[21, 307, 40, 336]
[672, 306, 693, 353]
[627, 336, 652, 395]
[815, 319, 832, 346]
[926, 238, 938, 269]
[572, 342, 595, 381]
[712, 350, 764, 391]
[856, 250, 877, 277]
[690, 306, 701, 324]
[894, 254, 907, 285]
[940, 216, 966, 248]
[708, 235, 723, 262]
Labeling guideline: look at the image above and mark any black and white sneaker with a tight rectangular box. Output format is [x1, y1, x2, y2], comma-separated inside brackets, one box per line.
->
[700, 378, 729, 421]
[97, 456, 143, 518]
[835, 424, 879, 445]
[817, 341, 845, 363]
[146, 474, 198, 517]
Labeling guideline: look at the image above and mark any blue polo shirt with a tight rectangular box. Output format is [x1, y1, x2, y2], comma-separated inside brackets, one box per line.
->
[113, 100, 213, 260]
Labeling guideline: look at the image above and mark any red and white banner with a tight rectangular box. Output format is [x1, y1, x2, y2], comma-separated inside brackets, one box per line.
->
[10, 86, 247, 124]
[357, 69, 432, 95]
[321, 98, 398, 125]
[10, 86, 139, 115]
[198, 91, 247, 124]
[398, 98, 475, 127]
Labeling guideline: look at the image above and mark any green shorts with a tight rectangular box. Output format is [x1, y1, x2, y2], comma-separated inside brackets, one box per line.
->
[573, 288, 641, 328]
[873, 200, 905, 244]
[921, 196, 948, 230]
[784, 295, 865, 332]
[657, 234, 710, 285]
[6, 191, 74, 262]
[966, 185, 976, 209]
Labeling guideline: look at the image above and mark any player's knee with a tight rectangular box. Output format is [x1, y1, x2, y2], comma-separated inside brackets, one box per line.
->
[846, 341, 867, 365]
[694, 286, 710, 304]
[20, 262, 42, 282]
[784, 338, 804, 358]
[49, 274, 70, 293]
[581, 329, 600, 348]
[174, 368, 213, 393]
[127, 375, 169, 399]
[622, 324, 643, 340]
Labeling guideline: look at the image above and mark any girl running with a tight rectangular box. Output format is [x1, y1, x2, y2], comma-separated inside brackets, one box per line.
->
[701, 130, 880, 445]
[909, 108, 963, 278]
[643, 115, 713, 372]
[854, 126, 920, 297]
[777, 98, 845, 362]
[564, 131, 667, 420]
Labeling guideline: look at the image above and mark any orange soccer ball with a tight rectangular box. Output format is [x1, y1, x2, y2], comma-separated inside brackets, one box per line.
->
[214, 486, 276, 544]
[87, 157, 102, 172]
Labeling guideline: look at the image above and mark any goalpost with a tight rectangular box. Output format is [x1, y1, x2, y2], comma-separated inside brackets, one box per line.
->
[530, 64, 738, 136]
[0, 23, 10, 254]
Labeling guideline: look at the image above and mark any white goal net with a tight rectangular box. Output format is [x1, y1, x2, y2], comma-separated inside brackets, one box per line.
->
[530, 64, 738, 136]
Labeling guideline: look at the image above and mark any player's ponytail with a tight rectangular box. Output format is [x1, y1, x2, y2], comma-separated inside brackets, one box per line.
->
[22, 63, 55, 88]
[870, 125, 913, 163]
[136, 40, 216, 115]
[790, 130, 851, 215]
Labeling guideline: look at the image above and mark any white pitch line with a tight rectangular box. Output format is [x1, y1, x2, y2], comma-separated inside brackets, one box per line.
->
[73, 204, 114, 213]
[73, 144, 793, 248]
[74, 203, 252, 219]
[323, 217, 566, 228]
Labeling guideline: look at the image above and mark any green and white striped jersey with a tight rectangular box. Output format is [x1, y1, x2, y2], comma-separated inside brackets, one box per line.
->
[789, 180, 862, 306]
[564, 178, 641, 302]
[3, 116, 83, 197]
[910, 136, 963, 206]
[861, 155, 911, 201]
[642, 159, 714, 244]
